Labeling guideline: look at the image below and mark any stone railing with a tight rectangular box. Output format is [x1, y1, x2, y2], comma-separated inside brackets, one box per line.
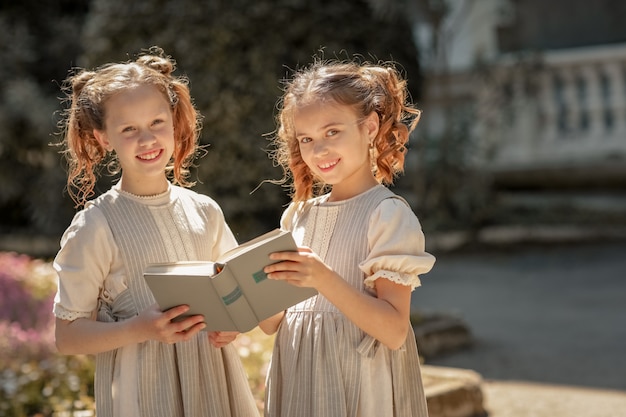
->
[477, 43, 626, 170]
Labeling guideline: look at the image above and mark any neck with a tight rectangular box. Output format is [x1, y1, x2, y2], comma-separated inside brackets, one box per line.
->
[328, 178, 378, 202]
[119, 177, 169, 197]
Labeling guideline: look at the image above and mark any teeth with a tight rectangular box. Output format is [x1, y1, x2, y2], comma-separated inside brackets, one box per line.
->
[319, 160, 337, 169]
[138, 150, 160, 160]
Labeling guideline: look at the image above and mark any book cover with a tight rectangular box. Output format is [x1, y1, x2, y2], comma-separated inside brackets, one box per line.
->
[143, 229, 317, 332]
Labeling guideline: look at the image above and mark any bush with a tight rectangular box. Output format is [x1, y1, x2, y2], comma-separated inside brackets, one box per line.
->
[0, 252, 275, 416]
[0, 252, 95, 417]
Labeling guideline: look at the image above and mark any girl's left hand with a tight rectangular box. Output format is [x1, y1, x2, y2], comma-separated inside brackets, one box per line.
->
[208, 331, 239, 348]
[265, 247, 335, 289]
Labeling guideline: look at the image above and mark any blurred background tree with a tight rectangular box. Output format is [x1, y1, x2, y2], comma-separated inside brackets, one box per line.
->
[0, 0, 423, 250]
[0, 1, 87, 239]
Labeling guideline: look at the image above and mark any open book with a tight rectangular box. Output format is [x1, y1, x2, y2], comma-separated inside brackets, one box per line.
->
[143, 229, 317, 332]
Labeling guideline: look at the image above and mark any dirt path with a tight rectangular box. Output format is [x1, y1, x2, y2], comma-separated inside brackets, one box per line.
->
[411, 240, 626, 391]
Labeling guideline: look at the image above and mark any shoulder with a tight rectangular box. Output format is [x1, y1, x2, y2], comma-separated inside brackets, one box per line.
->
[367, 191, 425, 241]
[58, 203, 114, 256]
[65, 202, 109, 236]
[372, 191, 415, 221]
[280, 196, 320, 230]
[173, 186, 224, 212]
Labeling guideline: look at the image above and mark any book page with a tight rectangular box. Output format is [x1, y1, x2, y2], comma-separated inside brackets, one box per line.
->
[144, 261, 219, 276]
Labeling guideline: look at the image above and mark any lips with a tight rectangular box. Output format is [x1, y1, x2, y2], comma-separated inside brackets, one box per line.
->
[318, 159, 339, 171]
[137, 149, 162, 161]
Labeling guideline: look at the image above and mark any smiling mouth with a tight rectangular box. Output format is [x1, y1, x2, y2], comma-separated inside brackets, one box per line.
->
[318, 159, 339, 170]
[137, 149, 162, 161]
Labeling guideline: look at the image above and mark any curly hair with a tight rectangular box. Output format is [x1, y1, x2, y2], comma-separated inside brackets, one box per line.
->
[272, 58, 421, 202]
[57, 46, 202, 207]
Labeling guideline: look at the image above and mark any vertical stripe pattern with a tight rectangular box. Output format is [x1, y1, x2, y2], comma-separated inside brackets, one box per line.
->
[265, 185, 429, 417]
[92, 186, 259, 417]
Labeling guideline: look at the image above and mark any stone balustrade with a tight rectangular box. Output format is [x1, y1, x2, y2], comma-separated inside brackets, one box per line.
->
[481, 43, 626, 170]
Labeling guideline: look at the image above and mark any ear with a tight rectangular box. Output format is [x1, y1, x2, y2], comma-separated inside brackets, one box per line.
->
[93, 129, 112, 152]
[364, 111, 379, 141]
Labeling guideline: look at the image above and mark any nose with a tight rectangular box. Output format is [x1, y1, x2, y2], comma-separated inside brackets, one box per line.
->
[313, 140, 328, 156]
[138, 130, 157, 146]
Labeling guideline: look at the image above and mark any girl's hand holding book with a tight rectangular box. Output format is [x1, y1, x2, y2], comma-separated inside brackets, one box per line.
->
[208, 331, 239, 348]
[136, 303, 206, 344]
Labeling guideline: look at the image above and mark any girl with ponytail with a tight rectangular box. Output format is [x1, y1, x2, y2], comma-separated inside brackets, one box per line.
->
[261, 58, 436, 417]
[54, 47, 258, 417]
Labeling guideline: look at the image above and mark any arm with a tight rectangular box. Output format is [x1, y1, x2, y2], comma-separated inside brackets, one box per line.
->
[264, 198, 434, 349]
[258, 311, 285, 335]
[55, 304, 207, 355]
[264, 248, 411, 350]
[53, 207, 208, 355]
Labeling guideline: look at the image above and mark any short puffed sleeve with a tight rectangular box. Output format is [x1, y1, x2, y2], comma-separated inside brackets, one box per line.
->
[359, 197, 435, 290]
[53, 204, 117, 321]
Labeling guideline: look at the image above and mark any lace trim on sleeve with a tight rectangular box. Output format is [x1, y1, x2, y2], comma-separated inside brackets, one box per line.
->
[364, 270, 422, 291]
[53, 303, 92, 322]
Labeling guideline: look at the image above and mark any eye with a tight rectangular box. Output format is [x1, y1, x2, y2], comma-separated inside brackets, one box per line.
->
[299, 136, 312, 144]
[152, 118, 165, 126]
[121, 126, 135, 133]
[326, 129, 339, 137]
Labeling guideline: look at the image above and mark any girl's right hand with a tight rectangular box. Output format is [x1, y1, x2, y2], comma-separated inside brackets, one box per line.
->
[135, 304, 206, 344]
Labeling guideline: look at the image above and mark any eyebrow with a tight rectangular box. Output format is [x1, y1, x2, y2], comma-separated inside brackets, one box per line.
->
[295, 121, 347, 137]
[111, 110, 170, 127]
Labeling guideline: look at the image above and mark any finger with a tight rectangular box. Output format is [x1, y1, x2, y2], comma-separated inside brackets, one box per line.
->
[208, 332, 233, 348]
[268, 250, 302, 261]
[164, 305, 205, 326]
[265, 261, 301, 275]
[177, 322, 206, 340]
[212, 333, 237, 344]
[284, 278, 306, 287]
[163, 304, 190, 320]
[215, 331, 239, 339]
[173, 314, 205, 331]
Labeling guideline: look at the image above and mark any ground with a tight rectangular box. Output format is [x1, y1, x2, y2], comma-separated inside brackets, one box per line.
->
[412, 238, 626, 416]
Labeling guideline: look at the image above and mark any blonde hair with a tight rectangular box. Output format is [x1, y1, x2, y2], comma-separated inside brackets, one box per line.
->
[272, 59, 421, 202]
[57, 46, 201, 207]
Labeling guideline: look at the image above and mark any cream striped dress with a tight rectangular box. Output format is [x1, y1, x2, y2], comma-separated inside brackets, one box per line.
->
[264, 185, 436, 417]
[53, 184, 259, 417]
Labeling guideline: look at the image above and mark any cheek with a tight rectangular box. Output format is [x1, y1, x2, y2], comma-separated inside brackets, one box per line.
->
[296, 143, 310, 159]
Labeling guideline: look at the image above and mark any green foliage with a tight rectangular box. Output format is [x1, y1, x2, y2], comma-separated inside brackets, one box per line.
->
[0, 2, 86, 237]
[233, 328, 276, 413]
[0, 252, 95, 417]
[399, 116, 495, 234]
[0, 251, 431, 415]
[0, 1, 423, 248]
[80, 0, 422, 240]
[0, 250, 276, 415]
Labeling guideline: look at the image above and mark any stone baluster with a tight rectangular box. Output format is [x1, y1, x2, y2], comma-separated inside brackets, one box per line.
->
[560, 67, 580, 137]
[511, 70, 535, 156]
[580, 64, 604, 140]
[602, 61, 626, 136]
[539, 71, 557, 143]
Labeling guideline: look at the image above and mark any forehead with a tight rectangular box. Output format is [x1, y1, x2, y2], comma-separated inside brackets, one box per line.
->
[293, 100, 358, 126]
[105, 84, 167, 107]
[103, 85, 170, 122]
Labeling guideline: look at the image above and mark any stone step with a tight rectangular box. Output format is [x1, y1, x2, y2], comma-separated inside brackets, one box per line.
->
[423, 365, 486, 417]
